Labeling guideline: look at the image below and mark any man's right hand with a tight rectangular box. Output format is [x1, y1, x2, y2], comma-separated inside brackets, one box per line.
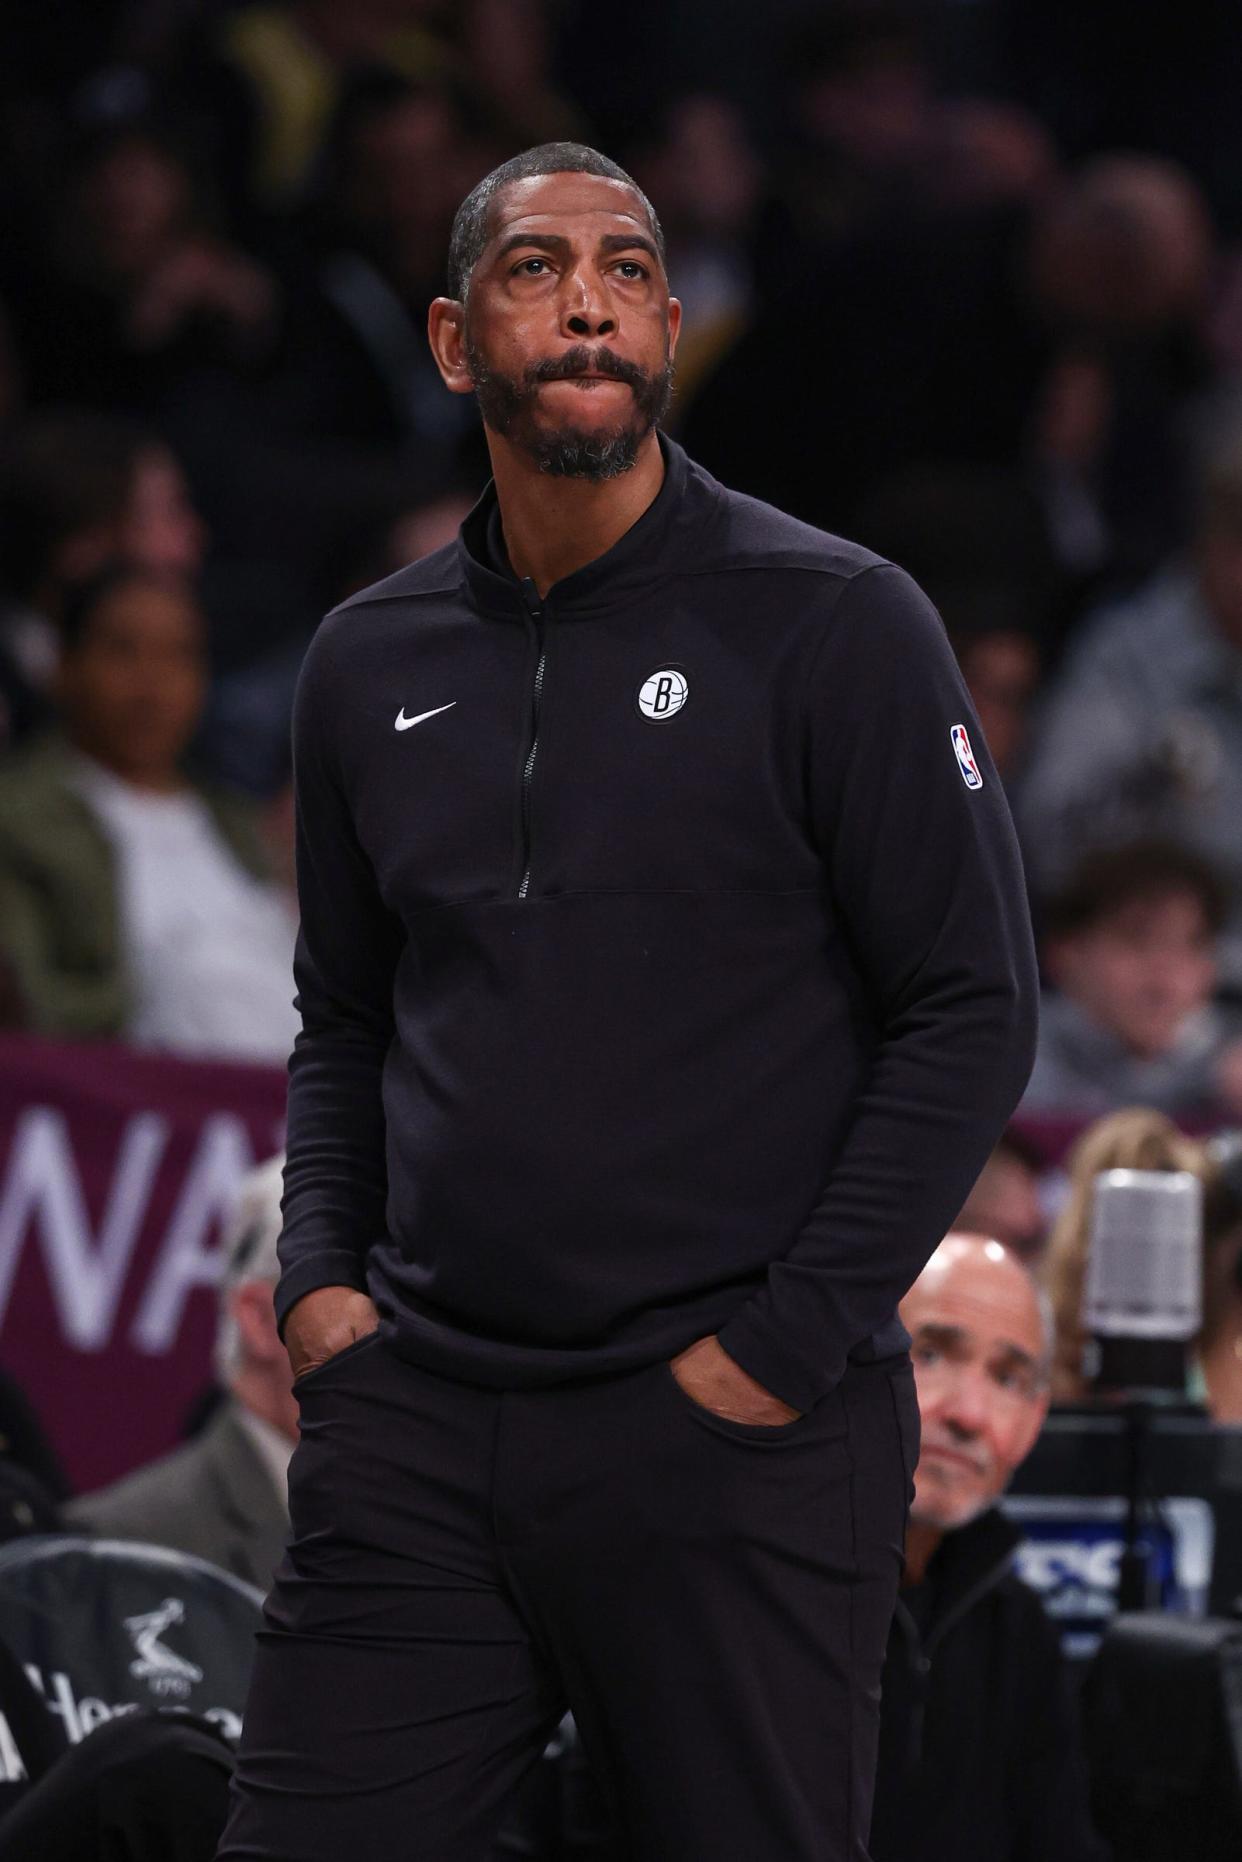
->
[284, 1286, 380, 1383]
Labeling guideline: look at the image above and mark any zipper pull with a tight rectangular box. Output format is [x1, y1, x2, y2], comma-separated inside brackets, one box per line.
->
[520, 575, 542, 618]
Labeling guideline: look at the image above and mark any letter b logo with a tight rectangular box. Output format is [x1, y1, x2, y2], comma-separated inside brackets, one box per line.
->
[637, 668, 689, 722]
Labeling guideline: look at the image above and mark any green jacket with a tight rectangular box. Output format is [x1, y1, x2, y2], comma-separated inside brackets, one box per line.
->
[0, 736, 275, 1039]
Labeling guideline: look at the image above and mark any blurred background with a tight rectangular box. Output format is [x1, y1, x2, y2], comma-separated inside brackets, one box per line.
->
[3, 3, 1242, 1849]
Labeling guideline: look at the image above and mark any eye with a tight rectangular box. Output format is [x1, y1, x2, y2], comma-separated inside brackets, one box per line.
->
[614, 260, 648, 280]
[514, 257, 550, 277]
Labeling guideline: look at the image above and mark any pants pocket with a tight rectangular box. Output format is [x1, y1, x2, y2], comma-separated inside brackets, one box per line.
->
[885, 1357, 921, 1508]
[293, 1329, 382, 1395]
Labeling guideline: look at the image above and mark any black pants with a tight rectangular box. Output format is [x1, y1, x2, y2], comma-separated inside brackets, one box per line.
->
[217, 1335, 917, 1861]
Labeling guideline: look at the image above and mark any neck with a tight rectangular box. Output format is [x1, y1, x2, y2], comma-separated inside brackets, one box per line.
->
[88, 760, 185, 795]
[904, 1517, 944, 1586]
[488, 429, 666, 598]
[231, 1366, 298, 1444]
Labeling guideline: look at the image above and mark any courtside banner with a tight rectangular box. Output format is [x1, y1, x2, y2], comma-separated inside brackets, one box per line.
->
[0, 1035, 286, 1492]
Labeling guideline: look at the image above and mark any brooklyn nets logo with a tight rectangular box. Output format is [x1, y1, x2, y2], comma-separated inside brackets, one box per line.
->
[637, 667, 689, 721]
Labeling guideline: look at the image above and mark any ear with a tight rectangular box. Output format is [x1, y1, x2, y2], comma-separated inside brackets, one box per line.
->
[1013, 1390, 1050, 1467]
[667, 295, 683, 359]
[428, 297, 474, 396]
[231, 1280, 283, 1367]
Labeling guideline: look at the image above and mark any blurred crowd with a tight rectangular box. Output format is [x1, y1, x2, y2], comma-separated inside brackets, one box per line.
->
[3, 7, 1242, 1853]
[0, 0, 1239, 1113]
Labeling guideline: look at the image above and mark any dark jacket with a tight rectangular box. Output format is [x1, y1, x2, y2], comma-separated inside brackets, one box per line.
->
[276, 436, 1038, 1410]
[871, 1508, 1109, 1862]
[67, 1401, 288, 1592]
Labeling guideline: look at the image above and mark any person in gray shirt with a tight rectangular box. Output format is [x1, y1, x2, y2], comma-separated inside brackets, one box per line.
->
[1022, 841, 1242, 1120]
[1019, 433, 1242, 987]
[69, 1155, 292, 1592]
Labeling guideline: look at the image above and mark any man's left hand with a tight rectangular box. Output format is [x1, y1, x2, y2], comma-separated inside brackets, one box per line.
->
[669, 1335, 802, 1426]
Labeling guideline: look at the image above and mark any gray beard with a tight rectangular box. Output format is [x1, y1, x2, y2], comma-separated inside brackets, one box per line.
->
[527, 425, 642, 480]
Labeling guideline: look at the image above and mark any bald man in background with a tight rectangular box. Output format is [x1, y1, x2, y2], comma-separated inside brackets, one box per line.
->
[869, 1235, 1109, 1862]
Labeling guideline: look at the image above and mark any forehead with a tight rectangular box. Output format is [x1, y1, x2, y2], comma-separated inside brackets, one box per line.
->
[902, 1250, 1043, 1359]
[485, 170, 655, 249]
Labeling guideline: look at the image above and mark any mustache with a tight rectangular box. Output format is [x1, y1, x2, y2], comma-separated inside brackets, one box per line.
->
[920, 1429, 991, 1476]
[526, 345, 650, 390]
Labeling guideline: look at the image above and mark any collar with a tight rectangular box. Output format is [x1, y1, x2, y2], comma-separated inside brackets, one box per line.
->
[457, 432, 708, 620]
[898, 1507, 1021, 1653]
[220, 1400, 292, 1512]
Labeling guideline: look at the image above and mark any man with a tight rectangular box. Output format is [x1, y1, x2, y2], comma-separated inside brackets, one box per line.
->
[218, 143, 1037, 1860]
[69, 1155, 292, 1590]
[870, 1235, 1107, 1862]
[1020, 431, 1242, 988]
[1021, 839, 1242, 1119]
[0, 564, 299, 1059]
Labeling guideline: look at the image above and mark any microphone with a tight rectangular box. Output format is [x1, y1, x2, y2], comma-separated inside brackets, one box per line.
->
[1082, 1168, 1203, 1395]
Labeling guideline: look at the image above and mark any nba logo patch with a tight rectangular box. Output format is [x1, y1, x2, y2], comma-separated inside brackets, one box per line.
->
[950, 723, 984, 790]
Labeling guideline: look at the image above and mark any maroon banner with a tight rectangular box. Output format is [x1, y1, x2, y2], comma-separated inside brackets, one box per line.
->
[0, 1035, 287, 1494]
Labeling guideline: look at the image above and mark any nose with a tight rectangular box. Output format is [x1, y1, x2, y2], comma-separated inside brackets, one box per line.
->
[939, 1366, 991, 1438]
[560, 264, 617, 341]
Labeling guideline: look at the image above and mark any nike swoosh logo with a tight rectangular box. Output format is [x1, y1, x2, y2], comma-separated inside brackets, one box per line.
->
[395, 702, 456, 732]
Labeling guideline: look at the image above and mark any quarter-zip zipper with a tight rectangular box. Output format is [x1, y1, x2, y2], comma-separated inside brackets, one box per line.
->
[518, 578, 545, 898]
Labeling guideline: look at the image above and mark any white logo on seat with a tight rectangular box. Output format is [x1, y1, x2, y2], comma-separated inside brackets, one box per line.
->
[395, 703, 456, 732]
[124, 1598, 204, 1699]
[637, 669, 688, 721]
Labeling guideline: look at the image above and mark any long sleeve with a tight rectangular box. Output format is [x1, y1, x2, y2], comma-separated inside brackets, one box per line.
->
[273, 620, 406, 1333]
[717, 564, 1039, 1413]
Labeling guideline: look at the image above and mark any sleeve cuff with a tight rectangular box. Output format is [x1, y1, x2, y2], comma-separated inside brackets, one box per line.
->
[715, 1307, 846, 1416]
[273, 1250, 370, 1338]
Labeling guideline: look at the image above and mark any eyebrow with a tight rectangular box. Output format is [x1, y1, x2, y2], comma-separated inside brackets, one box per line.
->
[914, 1323, 1038, 1375]
[492, 230, 662, 267]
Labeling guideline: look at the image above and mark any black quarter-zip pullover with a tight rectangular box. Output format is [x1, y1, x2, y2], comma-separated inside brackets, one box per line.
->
[275, 437, 1038, 1413]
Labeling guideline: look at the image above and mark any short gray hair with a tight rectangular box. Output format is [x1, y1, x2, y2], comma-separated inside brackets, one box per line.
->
[215, 1152, 285, 1383]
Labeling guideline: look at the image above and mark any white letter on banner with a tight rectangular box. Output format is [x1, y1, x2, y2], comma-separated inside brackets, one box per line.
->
[0, 1107, 168, 1347]
[130, 1114, 256, 1353]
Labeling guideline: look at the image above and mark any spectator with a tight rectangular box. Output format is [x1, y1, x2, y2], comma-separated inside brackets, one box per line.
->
[1042, 1107, 1211, 1403]
[0, 409, 206, 745]
[1198, 1131, 1242, 1419]
[1019, 431, 1242, 984]
[0, 564, 299, 1059]
[1025, 154, 1217, 593]
[870, 1233, 1106, 1862]
[10, 119, 278, 416]
[68, 1153, 292, 1589]
[851, 467, 1059, 776]
[955, 1132, 1048, 1262]
[947, 604, 1043, 782]
[340, 483, 478, 599]
[1022, 841, 1242, 1120]
[630, 95, 761, 413]
[454, 0, 584, 155]
[269, 69, 480, 474]
[198, 0, 453, 222]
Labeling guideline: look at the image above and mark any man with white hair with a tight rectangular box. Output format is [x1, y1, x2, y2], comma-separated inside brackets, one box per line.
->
[69, 1154, 293, 1590]
[869, 1233, 1108, 1862]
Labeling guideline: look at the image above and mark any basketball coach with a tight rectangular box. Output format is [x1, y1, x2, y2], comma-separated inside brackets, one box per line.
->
[216, 142, 1038, 1862]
